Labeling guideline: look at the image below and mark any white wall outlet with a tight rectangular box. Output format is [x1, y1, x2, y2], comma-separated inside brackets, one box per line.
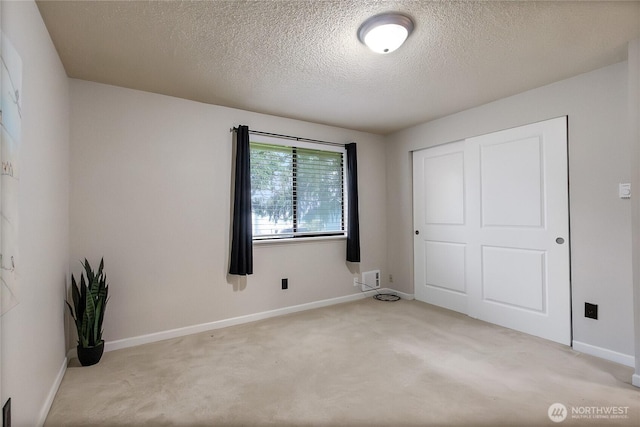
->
[619, 183, 631, 199]
[353, 277, 359, 287]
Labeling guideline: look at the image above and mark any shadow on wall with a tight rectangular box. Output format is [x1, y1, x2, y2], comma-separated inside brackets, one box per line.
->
[346, 261, 360, 276]
[227, 274, 247, 292]
[63, 271, 72, 353]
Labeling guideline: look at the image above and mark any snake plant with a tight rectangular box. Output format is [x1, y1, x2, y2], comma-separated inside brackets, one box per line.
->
[66, 258, 109, 348]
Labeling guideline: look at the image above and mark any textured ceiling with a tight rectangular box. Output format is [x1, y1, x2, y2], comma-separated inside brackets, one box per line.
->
[37, 0, 640, 135]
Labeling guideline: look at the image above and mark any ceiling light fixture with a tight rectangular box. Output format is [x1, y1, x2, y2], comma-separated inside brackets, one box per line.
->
[358, 13, 414, 54]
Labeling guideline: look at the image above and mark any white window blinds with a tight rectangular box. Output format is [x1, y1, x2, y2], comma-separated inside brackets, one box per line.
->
[250, 141, 345, 239]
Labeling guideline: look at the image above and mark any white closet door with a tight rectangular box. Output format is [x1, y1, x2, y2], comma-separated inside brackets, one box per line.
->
[413, 141, 468, 314]
[413, 117, 571, 345]
[466, 117, 571, 344]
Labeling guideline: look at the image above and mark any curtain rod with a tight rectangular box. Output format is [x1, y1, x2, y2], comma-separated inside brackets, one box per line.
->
[230, 127, 346, 148]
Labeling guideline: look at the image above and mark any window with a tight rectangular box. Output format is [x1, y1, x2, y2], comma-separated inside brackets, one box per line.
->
[250, 137, 346, 240]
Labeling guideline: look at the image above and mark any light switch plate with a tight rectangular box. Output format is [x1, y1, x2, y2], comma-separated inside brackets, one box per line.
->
[619, 183, 631, 199]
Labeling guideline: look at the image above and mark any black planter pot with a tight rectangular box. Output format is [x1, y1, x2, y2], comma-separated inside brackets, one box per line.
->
[77, 342, 104, 366]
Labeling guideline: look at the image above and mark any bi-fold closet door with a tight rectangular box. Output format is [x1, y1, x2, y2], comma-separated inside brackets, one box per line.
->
[413, 117, 571, 345]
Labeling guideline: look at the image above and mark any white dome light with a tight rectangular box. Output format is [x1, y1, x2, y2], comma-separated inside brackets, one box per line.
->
[358, 13, 414, 54]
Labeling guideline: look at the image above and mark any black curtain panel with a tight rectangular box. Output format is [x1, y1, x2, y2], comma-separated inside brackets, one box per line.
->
[229, 125, 253, 275]
[345, 143, 361, 262]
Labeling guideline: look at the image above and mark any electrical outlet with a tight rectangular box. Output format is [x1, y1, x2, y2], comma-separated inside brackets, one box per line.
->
[281, 278, 288, 290]
[353, 277, 358, 287]
[389, 274, 393, 283]
[585, 302, 598, 319]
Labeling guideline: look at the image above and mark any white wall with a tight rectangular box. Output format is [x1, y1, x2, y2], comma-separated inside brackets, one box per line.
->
[629, 38, 640, 386]
[1, 0, 3, 406]
[386, 62, 634, 360]
[1, 1, 70, 425]
[69, 79, 387, 343]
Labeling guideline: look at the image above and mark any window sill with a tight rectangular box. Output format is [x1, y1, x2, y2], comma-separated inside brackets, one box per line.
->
[253, 234, 347, 246]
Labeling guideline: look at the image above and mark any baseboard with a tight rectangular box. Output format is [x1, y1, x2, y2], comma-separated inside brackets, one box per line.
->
[105, 290, 382, 353]
[381, 288, 414, 300]
[572, 341, 635, 367]
[632, 373, 640, 388]
[38, 356, 67, 426]
[64, 288, 414, 357]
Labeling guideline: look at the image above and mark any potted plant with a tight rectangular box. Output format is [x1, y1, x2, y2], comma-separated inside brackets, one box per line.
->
[66, 258, 109, 366]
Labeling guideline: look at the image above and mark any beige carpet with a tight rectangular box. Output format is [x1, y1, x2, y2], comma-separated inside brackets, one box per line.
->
[45, 298, 639, 426]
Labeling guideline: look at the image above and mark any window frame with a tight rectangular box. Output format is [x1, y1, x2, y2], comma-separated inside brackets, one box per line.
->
[248, 134, 348, 242]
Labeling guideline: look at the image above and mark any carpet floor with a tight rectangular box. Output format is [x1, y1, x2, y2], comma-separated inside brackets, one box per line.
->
[45, 298, 639, 426]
